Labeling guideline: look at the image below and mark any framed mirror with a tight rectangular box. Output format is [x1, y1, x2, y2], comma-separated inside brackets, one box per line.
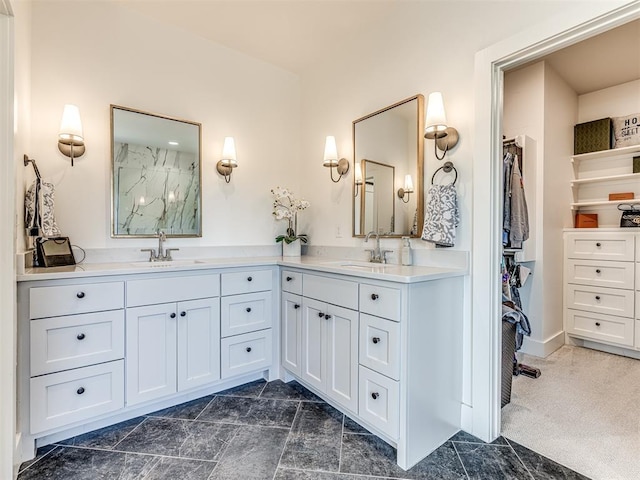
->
[352, 95, 424, 237]
[111, 105, 202, 237]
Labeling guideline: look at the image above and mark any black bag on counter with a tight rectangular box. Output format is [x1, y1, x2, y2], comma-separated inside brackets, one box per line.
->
[618, 203, 640, 227]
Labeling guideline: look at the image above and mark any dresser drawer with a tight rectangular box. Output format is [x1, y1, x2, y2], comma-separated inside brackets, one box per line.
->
[281, 270, 302, 295]
[566, 284, 634, 318]
[30, 360, 124, 434]
[221, 329, 272, 379]
[221, 291, 272, 338]
[126, 274, 220, 307]
[221, 269, 272, 296]
[359, 313, 400, 380]
[358, 365, 399, 440]
[359, 284, 401, 322]
[303, 274, 358, 310]
[567, 310, 634, 347]
[30, 282, 124, 319]
[31, 311, 125, 376]
[566, 259, 634, 290]
[565, 233, 635, 262]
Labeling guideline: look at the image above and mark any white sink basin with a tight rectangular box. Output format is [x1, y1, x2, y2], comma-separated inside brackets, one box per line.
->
[333, 261, 394, 271]
[130, 259, 205, 268]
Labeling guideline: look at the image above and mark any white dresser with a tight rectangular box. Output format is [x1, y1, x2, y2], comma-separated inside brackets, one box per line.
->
[564, 230, 639, 353]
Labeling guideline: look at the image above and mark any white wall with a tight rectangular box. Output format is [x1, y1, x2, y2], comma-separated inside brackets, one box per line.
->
[25, 1, 301, 252]
[578, 79, 640, 121]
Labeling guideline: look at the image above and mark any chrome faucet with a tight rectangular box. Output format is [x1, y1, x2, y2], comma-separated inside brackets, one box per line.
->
[365, 231, 383, 263]
[141, 230, 179, 262]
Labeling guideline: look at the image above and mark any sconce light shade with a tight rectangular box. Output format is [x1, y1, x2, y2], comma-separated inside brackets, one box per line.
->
[217, 136, 238, 183]
[424, 92, 459, 160]
[354, 162, 363, 185]
[58, 104, 85, 165]
[397, 174, 414, 203]
[323, 135, 349, 183]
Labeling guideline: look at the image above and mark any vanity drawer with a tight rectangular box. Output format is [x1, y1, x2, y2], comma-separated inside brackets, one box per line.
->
[359, 284, 401, 322]
[565, 285, 634, 318]
[635, 320, 640, 349]
[567, 310, 633, 347]
[565, 233, 635, 262]
[359, 313, 400, 380]
[126, 274, 220, 307]
[566, 259, 634, 290]
[221, 269, 272, 296]
[221, 291, 272, 337]
[30, 282, 124, 319]
[358, 365, 399, 440]
[302, 274, 358, 310]
[281, 270, 302, 295]
[31, 310, 125, 376]
[30, 360, 124, 434]
[220, 329, 272, 379]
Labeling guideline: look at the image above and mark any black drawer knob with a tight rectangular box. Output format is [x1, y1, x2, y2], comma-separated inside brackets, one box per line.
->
[180, 311, 186, 317]
[77, 387, 85, 395]
[595, 296, 601, 301]
[595, 269, 601, 274]
[170, 312, 176, 318]
[246, 347, 252, 353]
[318, 312, 324, 318]
[76, 292, 85, 299]
[371, 392, 379, 400]
[371, 294, 379, 300]
[595, 322, 601, 327]
[372, 337, 380, 344]
[294, 304, 300, 309]
[76, 333, 86, 340]
[247, 276, 253, 282]
[286, 276, 293, 282]
[325, 314, 331, 320]
[596, 242, 601, 247]
[246, 307, 252, 313]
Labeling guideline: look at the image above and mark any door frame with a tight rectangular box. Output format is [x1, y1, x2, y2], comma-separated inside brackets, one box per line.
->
[471, 0, 640, 441]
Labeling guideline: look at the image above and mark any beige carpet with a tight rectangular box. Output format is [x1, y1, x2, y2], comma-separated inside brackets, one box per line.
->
[501, 345, 640, 480]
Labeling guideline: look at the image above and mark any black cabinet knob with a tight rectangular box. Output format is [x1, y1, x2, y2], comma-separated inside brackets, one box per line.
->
[77, 387, 85, 395]
[318, 312, 324, 318]
[286, 276, 293, 282]
[372, 337, 380, 344]
[371, 392, 379, 400]
[170, 312, 176, 318]
[76, 292, 85, 299]
[246, 347, 252, 353]
[595, 296, 601, 301]
[595, 322, 601, 327]
[294, 304, 300, 309]
[247, 276, 253, 282]
[325, 314, 331, 320]
[371, 293, 379, 300]
[596, 242, 601, 247]
[180, 311, 186, 317]
[595, 269, 601, 274]
[246, 307, 252, 313]
[76, 333, 86, 340]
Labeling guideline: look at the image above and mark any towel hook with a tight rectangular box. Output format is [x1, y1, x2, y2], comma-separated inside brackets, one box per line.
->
[24, 155, 42, 181]
[431, 161, 457, 185]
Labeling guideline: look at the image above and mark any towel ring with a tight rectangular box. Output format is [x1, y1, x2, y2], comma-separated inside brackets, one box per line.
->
[431, 161, 457, 185]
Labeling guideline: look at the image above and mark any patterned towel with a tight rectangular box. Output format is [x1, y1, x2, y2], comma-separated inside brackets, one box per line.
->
[25, 180, 61, 237]
[421, 183, 459, 247]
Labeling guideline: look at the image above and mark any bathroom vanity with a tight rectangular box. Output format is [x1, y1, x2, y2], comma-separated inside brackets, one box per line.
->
[17, 256, 465, 470]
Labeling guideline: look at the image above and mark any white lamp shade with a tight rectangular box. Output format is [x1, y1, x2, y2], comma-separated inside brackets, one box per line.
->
[404, 174, 414, 192]
[221, 136, 237, 168]
[323, 135, 338, 167]
[425, 92, 448, 135]
[354, 162, 363, 184]
[59, 104, 84, 142]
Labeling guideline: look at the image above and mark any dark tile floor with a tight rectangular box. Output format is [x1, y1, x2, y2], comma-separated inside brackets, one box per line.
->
[18, 379, 589, 480]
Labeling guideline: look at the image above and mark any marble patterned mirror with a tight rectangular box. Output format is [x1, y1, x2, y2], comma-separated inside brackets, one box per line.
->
[111, 105, 202, 237]
[352, 95, 424, 238]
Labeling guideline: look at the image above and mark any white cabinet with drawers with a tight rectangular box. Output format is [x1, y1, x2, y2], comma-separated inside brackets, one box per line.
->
[564, 231, 637, 350]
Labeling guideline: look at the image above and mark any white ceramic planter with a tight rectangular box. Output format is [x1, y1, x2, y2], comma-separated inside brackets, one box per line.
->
[282, 239, 301, 257]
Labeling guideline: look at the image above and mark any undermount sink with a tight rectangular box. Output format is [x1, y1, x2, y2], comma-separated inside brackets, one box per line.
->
[130, 259, 205, 268]
[332, 261, 394, 270]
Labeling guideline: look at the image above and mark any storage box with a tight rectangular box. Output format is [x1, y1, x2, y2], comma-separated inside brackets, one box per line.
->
[608, 192, 634, 201]
[574, 118, 614, 155]
[575, 213, 598, 228]
[633, 156, 640, 174]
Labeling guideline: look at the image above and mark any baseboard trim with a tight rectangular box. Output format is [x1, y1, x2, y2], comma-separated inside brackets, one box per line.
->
[520, 330, 564, 358]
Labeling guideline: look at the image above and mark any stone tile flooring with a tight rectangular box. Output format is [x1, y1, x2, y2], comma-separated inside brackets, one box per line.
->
[17, 379, 589, 479]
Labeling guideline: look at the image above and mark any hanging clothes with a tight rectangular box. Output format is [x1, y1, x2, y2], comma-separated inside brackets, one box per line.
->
[502, 150, 529, 248]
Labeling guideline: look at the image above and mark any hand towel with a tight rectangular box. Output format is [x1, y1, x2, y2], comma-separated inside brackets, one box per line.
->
[421, 183, 459, 247]
[25, 180, 61, 237]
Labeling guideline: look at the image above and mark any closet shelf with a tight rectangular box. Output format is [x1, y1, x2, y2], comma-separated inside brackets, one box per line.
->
[571, 199, 640, 210]
[571, 145, 640, 167]
[571, 172, 640, 186]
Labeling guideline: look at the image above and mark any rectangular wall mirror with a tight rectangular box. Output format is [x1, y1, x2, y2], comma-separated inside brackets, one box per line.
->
[111, 105, 202, 237]
[352, 95, 424, 237]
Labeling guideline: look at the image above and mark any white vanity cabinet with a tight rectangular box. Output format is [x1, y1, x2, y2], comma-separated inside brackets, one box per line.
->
[281, 270, 303, 376]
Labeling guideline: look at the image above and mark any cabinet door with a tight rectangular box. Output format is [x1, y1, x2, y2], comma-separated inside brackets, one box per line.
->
[126, 303, 177, 406]
[177, 297, 221, 391]
[301, 297, 326, 392]
[325, 304, 358, 413]
[281, 292, 302, 376]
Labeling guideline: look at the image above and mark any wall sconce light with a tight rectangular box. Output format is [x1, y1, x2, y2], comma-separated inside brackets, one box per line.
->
[323, 135, 349, 183]
[397, 174, 414, 203]
[354, 161, 363, 197]
[58, 104, 85, 166]
[424, 92, 459, 161]
[216, 136, 237, 183]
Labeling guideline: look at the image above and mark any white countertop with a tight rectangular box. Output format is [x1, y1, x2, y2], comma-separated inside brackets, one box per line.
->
[17, 255, 467, 284]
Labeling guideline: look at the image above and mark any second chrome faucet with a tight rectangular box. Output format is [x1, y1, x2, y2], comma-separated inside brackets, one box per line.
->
[141, 230, 180, 262]
[364, 231, 392, 263]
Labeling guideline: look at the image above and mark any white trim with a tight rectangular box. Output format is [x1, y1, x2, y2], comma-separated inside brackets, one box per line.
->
[472, 0, 640, 442]
[520, 331, 565, 358]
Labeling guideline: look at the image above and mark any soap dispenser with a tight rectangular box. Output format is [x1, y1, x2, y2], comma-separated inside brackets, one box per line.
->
[401, 236, 412, 266]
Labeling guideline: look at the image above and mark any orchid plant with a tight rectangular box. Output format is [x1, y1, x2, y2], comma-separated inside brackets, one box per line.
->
[271, 187, 310, 244]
